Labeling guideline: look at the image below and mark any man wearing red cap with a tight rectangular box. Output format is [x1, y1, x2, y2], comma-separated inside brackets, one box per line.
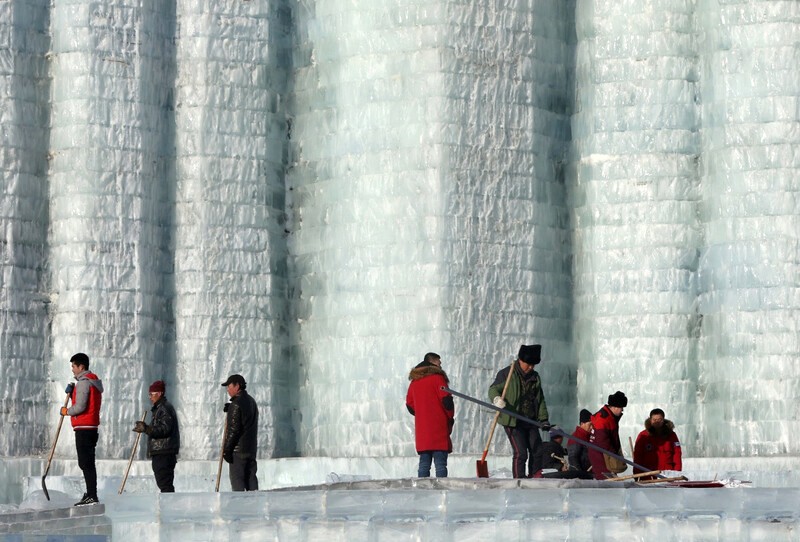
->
[133, 380, 181, 492]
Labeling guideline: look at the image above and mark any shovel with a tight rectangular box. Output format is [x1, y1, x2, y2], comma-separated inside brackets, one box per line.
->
[476, 360, 515, 478]
[215, 412, 229, 492]
[119, 411, 148, 494]
[42, 394, 71, 501]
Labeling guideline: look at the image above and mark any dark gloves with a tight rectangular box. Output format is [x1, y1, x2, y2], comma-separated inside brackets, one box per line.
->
[448, 418, 455, 435]
[65, 383, 75, 395]
[223, 403, 230, 413]
[133, 421, 148, 433]
[223, 450, 233, 464]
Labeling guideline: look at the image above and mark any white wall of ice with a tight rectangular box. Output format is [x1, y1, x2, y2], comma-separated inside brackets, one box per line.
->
[695, 0, 800, 456]
[571, 0, 702, 454]
[0, 0, 51, 456]
[0, 0, 799, 463]
[172, 0, 293, 460]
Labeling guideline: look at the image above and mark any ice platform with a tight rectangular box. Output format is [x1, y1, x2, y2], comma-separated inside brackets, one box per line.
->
[4, 456, 800, 540]
[4, 478, 800, 541]
[0, 503, 110, 540]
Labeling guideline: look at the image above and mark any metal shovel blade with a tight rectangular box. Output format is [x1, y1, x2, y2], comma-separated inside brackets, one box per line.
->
[41, 474, 50, 501]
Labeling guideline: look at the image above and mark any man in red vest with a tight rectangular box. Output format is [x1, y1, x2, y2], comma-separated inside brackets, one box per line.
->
[406, 353, 455, 477]
[61, 353, 104, 505]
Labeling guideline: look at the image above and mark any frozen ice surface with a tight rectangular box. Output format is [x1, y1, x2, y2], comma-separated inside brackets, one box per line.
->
[3, 458, 800, 540]
[0, 0, 799, 511]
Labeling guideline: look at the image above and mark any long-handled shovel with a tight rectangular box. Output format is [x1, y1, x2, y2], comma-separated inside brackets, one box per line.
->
[477, 360, 515, 478]
[215, 414, 229, 492]
[445, 385, 661, 477]
[42, 394, 71, 501]
[119, 411, 148, 495]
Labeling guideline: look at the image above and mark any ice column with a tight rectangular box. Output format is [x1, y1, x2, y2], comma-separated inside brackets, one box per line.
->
[173, 0, 291, 459]
[696, 0, 800, 455]
[48, 0, 175, 458]
[571, 0, 702, 451]
[0, 0, 51, 456]
[439, 1, 575, 450]
[289, 1, 574, 456]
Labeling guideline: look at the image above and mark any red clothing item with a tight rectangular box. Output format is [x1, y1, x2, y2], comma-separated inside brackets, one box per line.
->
[587, 405, 622, 480]
[633, 419, 682, 473]
[70, 371, 103, 430]
[406, 364, 454, 453]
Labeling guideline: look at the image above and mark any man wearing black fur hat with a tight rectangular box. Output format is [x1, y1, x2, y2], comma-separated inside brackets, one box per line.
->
[588, 391, 627, 479]
[488, 344, 550, 478]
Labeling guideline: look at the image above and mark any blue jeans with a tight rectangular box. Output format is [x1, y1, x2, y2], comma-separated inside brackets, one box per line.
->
[418, 451, 448, 477]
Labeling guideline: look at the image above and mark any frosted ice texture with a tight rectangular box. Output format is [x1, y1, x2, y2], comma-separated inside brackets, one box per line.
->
[48, 0, 176, 459]
[0, 1, 51, 455]
[289, 0, 575, 457]
[571, 0, 702, 455]
[172, 0, 292, 459]
[695, 0, 800, 456]
[0, 0, 799, 464]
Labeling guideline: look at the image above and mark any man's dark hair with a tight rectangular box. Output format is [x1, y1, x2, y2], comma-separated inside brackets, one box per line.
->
[423, 352, 440, 364]
[650, 408, 665, 418]
[70, 352, 90, 370]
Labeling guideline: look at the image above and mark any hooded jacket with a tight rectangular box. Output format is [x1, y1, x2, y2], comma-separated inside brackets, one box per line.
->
[633, 418, 682, 472]
[146, 396, 181, 457]
[406, 362, 454, 453]
[68, 370, 104, 430]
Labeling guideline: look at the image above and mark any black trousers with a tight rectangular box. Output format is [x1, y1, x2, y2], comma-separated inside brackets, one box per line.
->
[504, 423, 542, 478]
[229, 454, 258, 491]
[75, 430, 98, 497]
[151, 453, 177, 492]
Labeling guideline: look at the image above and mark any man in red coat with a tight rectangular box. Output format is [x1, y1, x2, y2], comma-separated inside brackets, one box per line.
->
[633, 408, 682, 474]
[406, 352, 454, 477]
[588, 391, 627, 480]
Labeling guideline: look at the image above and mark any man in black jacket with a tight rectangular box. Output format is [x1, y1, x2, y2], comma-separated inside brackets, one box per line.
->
[133, 380, 181, 492]
[222, 374, 259, 491]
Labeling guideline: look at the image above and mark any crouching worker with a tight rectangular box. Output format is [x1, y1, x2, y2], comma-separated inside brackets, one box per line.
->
[534, 428, 593, 479]
[133, 380, 181, 492]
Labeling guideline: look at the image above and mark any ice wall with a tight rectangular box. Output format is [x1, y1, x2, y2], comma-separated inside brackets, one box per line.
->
[0, 0, 51, 456]
[288, 0, 575, 456]
[438, 1, 576, 450]
[172, 0, 292, 459]
[48, 0, 175, 458]
[570, 0, 703, 454]
[288, 0, 452, 456]
[0, 0, 799, 464]
[696, 0, 800, 456]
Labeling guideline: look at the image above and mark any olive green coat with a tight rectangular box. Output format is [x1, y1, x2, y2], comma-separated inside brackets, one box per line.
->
[488, 364, 548, 427]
